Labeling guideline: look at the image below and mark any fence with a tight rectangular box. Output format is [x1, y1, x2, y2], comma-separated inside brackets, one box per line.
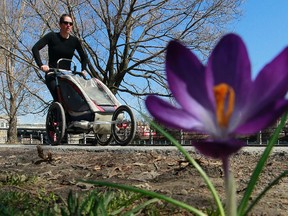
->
[0, 127, 288, 145]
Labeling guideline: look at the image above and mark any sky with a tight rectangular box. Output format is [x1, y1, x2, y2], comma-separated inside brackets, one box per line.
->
[228, 0, 288, 78]
[19, 0, 288, 124]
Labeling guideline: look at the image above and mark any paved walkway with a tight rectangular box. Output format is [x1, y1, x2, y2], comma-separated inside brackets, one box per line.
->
[0, 144, 287, 154]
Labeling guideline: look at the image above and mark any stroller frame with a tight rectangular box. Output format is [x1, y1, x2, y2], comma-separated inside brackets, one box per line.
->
[45, 58, 136, 146]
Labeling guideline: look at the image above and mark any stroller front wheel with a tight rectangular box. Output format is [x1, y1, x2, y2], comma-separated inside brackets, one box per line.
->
[112, 105, 136, 146]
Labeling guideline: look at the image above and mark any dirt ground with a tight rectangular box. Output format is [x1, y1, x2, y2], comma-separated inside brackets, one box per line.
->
[0, 145, 288, 215]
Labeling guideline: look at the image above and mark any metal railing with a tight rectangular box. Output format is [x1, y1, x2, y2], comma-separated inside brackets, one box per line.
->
[0, 126, 288, 146]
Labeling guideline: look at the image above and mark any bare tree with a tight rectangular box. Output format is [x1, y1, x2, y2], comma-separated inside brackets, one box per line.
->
[26, 0, 243, 102]
[0, 0, 47, 143]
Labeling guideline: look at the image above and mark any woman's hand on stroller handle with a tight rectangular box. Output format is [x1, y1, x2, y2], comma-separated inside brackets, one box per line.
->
[41, 65, 50, 73]
[80, 70, 89, 80]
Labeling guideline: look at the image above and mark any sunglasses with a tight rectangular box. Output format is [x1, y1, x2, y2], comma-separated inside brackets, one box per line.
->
[62, 21, 73, 26]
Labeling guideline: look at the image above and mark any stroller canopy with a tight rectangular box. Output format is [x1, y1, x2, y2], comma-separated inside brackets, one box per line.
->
[73, 76, 120, 107]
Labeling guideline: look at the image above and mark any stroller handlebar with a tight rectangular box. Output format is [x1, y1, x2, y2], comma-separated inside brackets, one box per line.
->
[45, 58, 88, 79]
[46, 68, 84, 77]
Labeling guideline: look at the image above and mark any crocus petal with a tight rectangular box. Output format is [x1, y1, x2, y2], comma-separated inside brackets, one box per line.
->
[193, 139, 245, 160]
[145, 95, 204, 131]
[166, 40, 215, 113]
[244, 47, 288, 117]
[234, 99, 288, 134]
[206, 34, 252, 110]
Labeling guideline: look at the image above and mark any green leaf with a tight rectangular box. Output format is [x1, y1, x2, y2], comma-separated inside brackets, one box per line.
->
[82, 180, 207, 216]
[237, 112, 288, 215]
[122, 198, 159, 216]
[244, 170, 288, 215]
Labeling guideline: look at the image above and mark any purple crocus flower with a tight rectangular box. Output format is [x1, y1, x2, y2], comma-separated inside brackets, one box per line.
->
[145, 33, 288, 160]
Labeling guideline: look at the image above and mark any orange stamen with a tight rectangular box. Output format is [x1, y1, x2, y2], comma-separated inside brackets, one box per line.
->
[213, 83, 235, 128]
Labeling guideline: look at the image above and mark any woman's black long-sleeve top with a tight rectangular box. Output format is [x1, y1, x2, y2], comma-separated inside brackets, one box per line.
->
[32, 32, 87, 71]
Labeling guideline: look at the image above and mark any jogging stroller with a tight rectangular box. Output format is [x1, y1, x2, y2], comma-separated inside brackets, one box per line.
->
[45, 58, 136, 146]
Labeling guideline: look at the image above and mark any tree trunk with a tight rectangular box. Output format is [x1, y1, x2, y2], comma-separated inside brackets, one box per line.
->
[7, 97, 18, 144]
[7, 117, 17, 144]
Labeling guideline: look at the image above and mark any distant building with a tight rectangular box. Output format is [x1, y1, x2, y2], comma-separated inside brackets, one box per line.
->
[0, 116, 9, 143]
[0, 116, 9, 129]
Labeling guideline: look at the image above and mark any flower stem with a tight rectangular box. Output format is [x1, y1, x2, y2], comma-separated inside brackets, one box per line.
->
[223, 158, 237, 216]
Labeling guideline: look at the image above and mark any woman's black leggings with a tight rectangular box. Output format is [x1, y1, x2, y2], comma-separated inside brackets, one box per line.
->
[45, 74, 58, 101]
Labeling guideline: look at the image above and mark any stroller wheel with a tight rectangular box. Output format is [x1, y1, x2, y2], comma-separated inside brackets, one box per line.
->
[95, 133, 113, 146]
[112, 105, 136, 146]
[46, 102, 66, 145]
